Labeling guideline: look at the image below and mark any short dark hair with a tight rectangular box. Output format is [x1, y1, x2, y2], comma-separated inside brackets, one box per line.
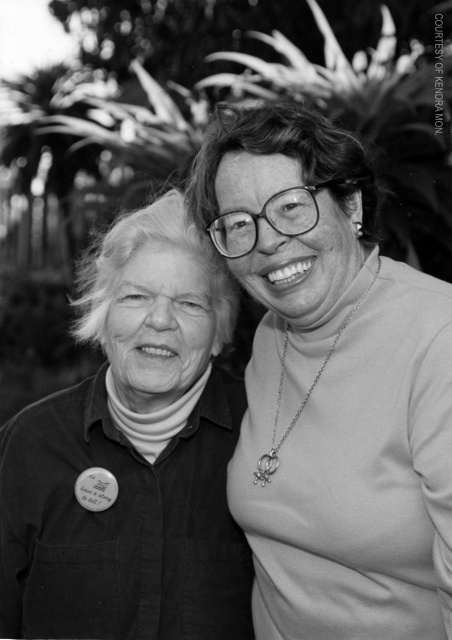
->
[186, 101, 383, 247]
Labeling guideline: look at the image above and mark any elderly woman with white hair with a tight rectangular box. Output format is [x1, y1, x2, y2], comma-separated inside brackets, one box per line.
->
[0, 190, 254, 640]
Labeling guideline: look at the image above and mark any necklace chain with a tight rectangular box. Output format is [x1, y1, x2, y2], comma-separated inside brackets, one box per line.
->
[253, 257, 381, 486]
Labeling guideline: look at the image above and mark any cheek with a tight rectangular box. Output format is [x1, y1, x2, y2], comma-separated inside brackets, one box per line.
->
[301, 226, 344, 260]
[103, 315, 137, 364]
[182, 318, 217, 359]
[108, 310, 141, 339]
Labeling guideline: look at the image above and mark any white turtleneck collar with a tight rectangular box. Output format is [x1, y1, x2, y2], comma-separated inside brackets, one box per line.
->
[105, 363, 212, 464]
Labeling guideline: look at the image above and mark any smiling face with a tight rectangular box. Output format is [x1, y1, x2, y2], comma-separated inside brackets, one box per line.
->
[215, 152, 369, 329]
[103, 244, 222, 413]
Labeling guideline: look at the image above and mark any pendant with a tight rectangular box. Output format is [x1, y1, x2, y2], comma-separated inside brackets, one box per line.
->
[253, 449, 280, 487]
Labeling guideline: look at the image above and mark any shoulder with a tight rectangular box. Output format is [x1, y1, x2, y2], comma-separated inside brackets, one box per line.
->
[213, 364, 245, 392]
[378, 257, 452, 330]
[211, 364, 246, 404]
[0, 375, 96, 458]
[208, 365, 247, 429]
[380, 257, 452, 303]
[0, 371, 104, 529]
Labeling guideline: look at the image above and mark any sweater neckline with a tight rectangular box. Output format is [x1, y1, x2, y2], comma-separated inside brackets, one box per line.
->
[105, 364, 211, 463]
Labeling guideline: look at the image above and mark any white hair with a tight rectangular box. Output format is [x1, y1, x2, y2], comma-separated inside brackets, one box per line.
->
[71, 189, 239, 352]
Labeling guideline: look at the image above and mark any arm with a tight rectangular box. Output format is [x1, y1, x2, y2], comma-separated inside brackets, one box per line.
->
[409, 321, 452, 637]
[0, 420, 30, 639]
[0, 516, 27, 638]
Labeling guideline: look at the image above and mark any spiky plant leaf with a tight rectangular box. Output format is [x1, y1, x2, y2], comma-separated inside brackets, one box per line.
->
[206, 52, 282, 79]
[304, 0, 355, 85]
[247, 30, 315, 74]
[130, 60, 188, 131]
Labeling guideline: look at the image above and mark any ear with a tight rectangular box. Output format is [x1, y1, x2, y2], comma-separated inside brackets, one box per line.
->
[211, 332, 223, 358]
[348, 190, 363, 226]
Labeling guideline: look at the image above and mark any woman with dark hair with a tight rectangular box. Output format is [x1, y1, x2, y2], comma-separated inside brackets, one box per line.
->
[187, 102, 452, 640]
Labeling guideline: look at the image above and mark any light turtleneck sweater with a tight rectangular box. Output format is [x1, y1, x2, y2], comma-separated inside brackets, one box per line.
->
[106, 363, 212, 464]
[228, 248, 452, 640]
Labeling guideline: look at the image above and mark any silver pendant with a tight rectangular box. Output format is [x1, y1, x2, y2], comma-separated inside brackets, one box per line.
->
[253, 449, 280, 487]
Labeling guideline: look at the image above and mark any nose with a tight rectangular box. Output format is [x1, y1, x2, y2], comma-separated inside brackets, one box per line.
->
[144, 298, 177, 331]
[255, 217, 290, 255]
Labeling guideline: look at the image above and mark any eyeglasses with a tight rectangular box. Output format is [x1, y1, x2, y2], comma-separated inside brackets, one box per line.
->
[205, 183, 331, 258]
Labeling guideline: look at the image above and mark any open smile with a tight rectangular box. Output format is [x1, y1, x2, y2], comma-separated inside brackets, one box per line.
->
[264, 258, 315, 286]
[138, 345, 177, 357]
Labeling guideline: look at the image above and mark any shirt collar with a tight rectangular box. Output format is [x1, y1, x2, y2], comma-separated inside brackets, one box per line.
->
[83, 362, 233, 443]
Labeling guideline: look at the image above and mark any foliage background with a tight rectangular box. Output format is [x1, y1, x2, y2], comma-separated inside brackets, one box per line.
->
[1, 0, 451, 424]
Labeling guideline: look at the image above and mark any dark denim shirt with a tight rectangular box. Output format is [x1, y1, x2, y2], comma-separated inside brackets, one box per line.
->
[0, 363, 254, 640]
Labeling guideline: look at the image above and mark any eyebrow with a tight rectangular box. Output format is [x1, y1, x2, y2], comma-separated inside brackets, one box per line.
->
[117, 282, 152, 295]
[118, 281, 211, 304]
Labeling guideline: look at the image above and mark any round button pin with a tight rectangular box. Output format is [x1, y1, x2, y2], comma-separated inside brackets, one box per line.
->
[75, 467, 118, 512]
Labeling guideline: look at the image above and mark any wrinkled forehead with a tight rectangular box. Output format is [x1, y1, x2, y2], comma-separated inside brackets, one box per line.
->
[118, 242, 214, 300]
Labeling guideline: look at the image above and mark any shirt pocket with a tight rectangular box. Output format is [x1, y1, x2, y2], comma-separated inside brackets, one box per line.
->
[22, 538, 120, 640]
[182, 539, 254, 640]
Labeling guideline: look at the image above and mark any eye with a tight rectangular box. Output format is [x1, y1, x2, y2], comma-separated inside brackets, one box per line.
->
[226, 217, 253, 234]
[276, 202, 308, 220]
[230, 220, 248, 230]
[178, 299, 211, 313]
[280, 201, 307, 213]
[119, 294, 144, 302]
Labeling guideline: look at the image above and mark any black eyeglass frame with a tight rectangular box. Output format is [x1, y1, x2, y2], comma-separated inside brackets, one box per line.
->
[205, 181, 333, 258]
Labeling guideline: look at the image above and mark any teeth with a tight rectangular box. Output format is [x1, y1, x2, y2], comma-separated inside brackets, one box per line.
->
[267, 260, 313, 284]
[140, 347, 175, 357]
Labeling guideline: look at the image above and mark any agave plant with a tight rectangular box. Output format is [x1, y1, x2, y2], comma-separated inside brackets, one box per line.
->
[196, 0, 452, 282]
[38, 60, 209, 186]
[196, 1, 428, 126]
